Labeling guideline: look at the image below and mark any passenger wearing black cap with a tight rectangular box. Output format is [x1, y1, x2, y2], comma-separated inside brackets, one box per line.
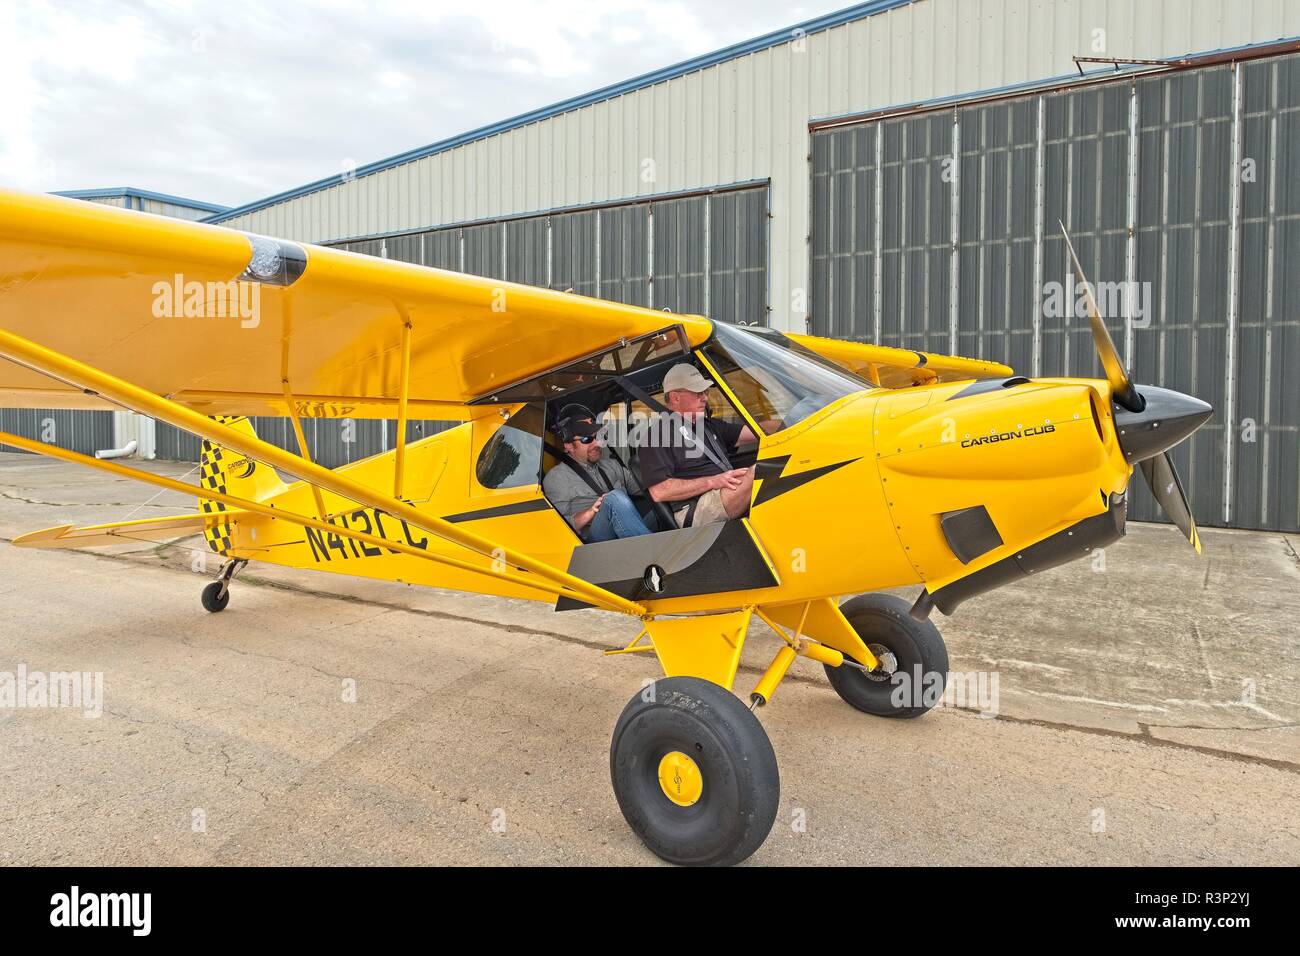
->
[542, 410, 654, 543]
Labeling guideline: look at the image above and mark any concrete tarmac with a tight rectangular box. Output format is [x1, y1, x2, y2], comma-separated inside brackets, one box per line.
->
[1, 452, 1296, 865]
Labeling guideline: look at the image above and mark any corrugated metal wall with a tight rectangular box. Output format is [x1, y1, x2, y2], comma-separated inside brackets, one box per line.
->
[81, 194, 216, 220]
[137, 198, 215, 221]
[211, 0, 1300, 340]
[811, 52, 1300, 533]
[0, 409, 114, 457]
[153, 416, 455, 468]
[331, 182, 769, 323]
[1237, 52, 1300, 532]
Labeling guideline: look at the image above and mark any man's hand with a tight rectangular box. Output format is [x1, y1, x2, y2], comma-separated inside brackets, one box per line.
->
[711, 469, 748, 492]
[574, 494, 605, 531]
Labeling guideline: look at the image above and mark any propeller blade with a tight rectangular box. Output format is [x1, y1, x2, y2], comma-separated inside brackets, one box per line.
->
[1060, 223, 1145, 412]
[1139, 451, 1202, 554]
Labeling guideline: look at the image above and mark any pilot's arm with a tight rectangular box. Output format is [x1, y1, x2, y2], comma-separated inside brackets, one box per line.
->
[639, 440, 744, 503]
[543, 467, 603, 531]
[737, 420, 781, 444]
[647, 473, 739, 503]
[717, 417, 778, 450]
[571, 496, 604, 531]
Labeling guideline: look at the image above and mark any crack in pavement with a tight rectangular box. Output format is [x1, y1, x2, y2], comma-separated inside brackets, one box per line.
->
[197, 638, 431, 696]
[218, 744, 271, 805]
[958, 710, 1300, 775]
[0, 490, 182, 509]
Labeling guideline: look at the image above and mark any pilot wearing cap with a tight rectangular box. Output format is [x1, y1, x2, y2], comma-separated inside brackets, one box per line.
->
[542, 410, 655, 543]
[639, 363, 771, 528]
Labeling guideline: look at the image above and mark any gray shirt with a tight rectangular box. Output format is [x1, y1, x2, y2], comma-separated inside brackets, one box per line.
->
[543, 453, 642, 526]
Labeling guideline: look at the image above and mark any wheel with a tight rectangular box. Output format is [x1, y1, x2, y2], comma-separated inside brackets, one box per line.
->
[610, 676, 779, 866]
[824, 593, 949, 719]
[201, 580, 230, 613]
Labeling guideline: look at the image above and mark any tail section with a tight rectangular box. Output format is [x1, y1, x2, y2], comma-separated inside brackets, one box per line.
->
[198, 416, 285, 555]
[12, 513, 244, 550]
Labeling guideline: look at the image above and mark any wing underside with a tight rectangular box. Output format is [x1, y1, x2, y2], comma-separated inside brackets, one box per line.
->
[0, 189, 713, 420]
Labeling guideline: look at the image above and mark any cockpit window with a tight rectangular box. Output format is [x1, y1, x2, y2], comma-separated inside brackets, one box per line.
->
[476, 404, 544, 489]
[472, 326, 691, 404]
[702, 323, 871, 432]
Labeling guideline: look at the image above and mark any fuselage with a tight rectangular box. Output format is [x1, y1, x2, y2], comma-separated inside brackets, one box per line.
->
[221, 360, 1139, 618]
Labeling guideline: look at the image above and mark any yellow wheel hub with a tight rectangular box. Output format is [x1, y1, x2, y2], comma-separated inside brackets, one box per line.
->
[657, 750, 704, 807]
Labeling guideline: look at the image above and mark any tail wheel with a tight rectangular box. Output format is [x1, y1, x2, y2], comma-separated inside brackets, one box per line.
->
[610, 676, 779, 867]
[201, 581, 230, 613]
[824, 593, 949, 719]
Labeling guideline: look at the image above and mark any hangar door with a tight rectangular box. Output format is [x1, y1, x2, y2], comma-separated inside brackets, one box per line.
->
[811, 53, 1300, 534]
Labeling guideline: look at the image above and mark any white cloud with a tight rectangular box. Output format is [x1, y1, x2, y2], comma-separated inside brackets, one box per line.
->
[0, 0, 850, 207]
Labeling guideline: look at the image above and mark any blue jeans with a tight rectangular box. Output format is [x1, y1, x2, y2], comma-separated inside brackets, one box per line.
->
[585, 490, 654, 542]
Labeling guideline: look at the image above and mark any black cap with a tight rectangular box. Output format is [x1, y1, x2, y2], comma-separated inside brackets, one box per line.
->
[561, 418, 601, 442]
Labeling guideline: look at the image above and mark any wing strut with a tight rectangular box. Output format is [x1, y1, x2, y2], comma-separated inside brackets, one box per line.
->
[394, 318, 412, 499]
[281, 377, 329, 520]
[0, 430, 587, 603]
[0, 326, 646, 617]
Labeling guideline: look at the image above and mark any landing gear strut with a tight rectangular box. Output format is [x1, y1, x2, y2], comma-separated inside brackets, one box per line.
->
[201, 558, 246, 613]
[823, 593, 949, 718]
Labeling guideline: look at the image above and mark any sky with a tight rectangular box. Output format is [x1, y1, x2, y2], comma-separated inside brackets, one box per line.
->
[0, 0, 854, 209]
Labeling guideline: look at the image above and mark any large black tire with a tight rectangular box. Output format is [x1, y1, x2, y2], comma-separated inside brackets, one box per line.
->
[610, 676, 779, 866]
[201, 580, 230, 613]
[824, 593, 948, 719]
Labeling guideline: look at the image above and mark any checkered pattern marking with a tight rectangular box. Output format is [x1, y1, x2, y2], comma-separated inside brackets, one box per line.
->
[198, 416, 246, 556]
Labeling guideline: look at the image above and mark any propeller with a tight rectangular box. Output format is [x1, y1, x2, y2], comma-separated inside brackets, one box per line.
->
[1060, 223, 1210, 553]
[1140, 452, 1202, 555]
[1060, 223, 1145, 413]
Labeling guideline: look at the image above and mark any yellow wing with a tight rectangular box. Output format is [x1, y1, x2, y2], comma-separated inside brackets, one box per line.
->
[11, 512, 242, 549]
[786, 332, 1014, 387]
[0, 189, 712, 419]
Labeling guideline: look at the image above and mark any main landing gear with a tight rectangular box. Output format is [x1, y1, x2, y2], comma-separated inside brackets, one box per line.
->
[608, 594, 950, 866]
[822, 593, 949, 718]
[610, 676, 779, 867]
[201, 558, 247, 613]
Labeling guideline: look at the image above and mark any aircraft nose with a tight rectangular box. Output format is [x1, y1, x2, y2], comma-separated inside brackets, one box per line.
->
[1113, 385, 1213, 464]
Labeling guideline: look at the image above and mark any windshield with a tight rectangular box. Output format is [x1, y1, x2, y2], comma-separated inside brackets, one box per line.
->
[702, 323, 871, 432]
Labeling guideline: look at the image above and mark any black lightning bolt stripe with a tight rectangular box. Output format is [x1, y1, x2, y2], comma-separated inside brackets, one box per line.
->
[752, 455, 860, 508]
[441, 498, 553, 523]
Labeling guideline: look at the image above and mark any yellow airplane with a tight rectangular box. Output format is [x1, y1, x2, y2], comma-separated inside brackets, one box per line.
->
[0, 189, 1211, 865]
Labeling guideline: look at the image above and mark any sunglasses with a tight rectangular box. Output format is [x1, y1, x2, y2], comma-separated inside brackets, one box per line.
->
[573, 435, 598, 445]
